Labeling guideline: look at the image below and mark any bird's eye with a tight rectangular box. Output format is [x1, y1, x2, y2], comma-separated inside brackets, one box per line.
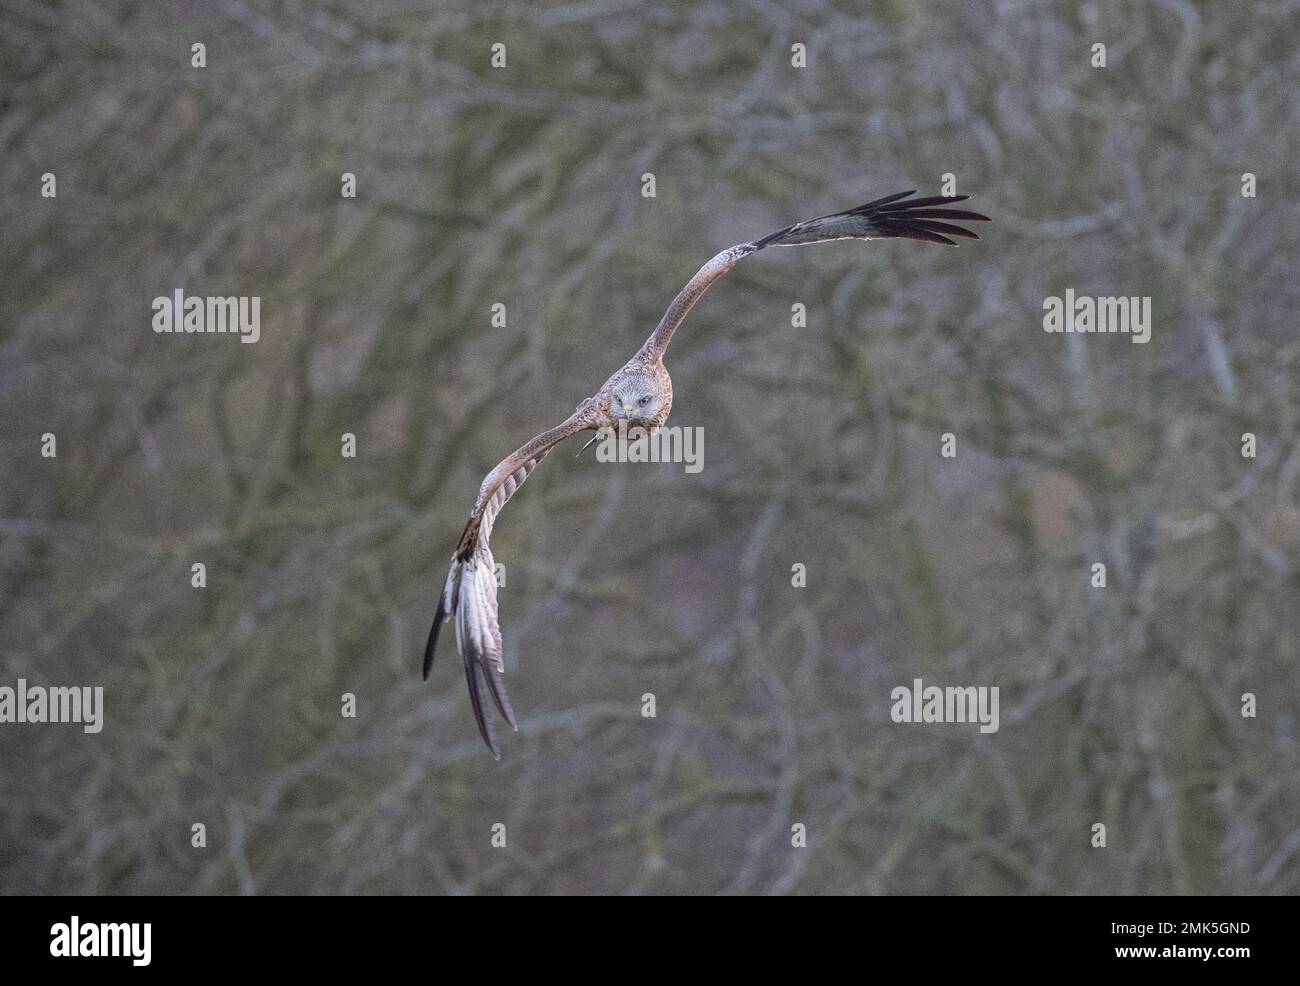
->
[639, 395, 651, 406]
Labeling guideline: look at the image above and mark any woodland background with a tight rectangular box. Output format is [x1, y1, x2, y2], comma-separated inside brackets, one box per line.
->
[2, 0, 1299, 894]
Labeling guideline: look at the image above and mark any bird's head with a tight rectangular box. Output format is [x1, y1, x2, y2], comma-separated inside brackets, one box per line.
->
[607, 369, 662, 425]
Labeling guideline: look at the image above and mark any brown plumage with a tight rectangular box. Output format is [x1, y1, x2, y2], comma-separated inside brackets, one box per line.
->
[424, 190, 990, 758]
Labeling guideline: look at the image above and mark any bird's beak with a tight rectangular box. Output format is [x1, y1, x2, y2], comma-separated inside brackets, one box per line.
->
[622, 404, 633, 416]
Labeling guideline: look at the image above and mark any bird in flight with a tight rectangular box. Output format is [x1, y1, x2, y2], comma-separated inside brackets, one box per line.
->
[423, 189, 990, 758]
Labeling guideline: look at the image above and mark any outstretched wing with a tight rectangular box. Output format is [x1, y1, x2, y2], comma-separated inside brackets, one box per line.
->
[423, 405, 598, 758]
[637, 190, 990, 362]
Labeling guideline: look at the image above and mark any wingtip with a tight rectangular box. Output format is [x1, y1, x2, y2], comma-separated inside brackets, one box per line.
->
[421, 628, 436, 679]
[475, 712, 502, 758]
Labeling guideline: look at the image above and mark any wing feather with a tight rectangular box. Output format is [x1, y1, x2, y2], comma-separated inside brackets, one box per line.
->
[638, 190, 990, 361]
[424, 408, 597, 758]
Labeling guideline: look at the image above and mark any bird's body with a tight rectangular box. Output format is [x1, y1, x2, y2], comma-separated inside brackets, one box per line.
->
[425, 190, 990, 758]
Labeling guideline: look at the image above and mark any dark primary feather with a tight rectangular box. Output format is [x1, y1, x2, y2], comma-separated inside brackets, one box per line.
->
[851, 188, 919, 210]
[422, 594, 446, 680]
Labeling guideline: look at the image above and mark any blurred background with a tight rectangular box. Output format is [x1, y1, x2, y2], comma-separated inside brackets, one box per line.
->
[2, 0, 1299, 895]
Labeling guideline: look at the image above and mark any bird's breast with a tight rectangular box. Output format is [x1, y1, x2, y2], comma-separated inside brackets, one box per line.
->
[653, 366, 673, 427]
